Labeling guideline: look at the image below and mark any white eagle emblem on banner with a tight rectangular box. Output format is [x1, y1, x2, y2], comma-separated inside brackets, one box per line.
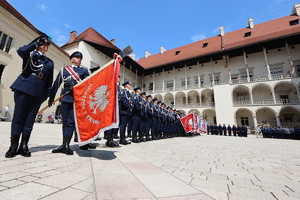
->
[89, 85, 110, 114]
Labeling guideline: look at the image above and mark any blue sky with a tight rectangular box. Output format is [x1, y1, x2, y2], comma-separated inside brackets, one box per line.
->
[7, 0, 297, 60]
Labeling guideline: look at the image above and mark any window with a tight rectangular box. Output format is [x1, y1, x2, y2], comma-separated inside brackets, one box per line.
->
[296, 64, 300, 76]
[0, 34, 7, 50]
[236, 92, 248, 101]
[0, 65, 5, 84]
[200, 75, 204, 86]
[280, 95, 289, 104]
[0, 31, 13, 53]
[166, 82, 174, 88]
[175, 50, 180, 55]
[149, 82, 153, 90]
[290, 19, 299, 26]
[244, 32, 251, 37]
[241, 117, 249, 126]
[270, 63, 284, 75]
[194, 76, 199, 85]
[202, 43, 208, 48]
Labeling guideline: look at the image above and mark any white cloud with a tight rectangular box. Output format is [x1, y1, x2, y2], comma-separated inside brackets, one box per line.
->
[191, 34, 207, 42]
[36, 4, 47, 11]
[212, 27, 219, 34]
[49, 28, 68, 46]
[64, 23, 72, 29]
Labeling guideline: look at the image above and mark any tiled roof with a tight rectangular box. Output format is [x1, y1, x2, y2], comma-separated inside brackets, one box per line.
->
[138, 15, 300, 69]
[62, 27, 120, 51]
[0, 0, 69, 57]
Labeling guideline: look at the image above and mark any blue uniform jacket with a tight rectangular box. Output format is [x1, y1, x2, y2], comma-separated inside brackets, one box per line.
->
[50, 66, 90, 103]
[119, 88, 132, 115]
[132, 93, 143, 115]
[11, 42, 54, 100]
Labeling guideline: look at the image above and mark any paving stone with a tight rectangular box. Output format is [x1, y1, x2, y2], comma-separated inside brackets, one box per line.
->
[158, 193, 214, 200]
[0, 179, 25, 188]
[40, 187, 90, 200]
[0, 182, 59, 200]
[34, 171, 89, 189]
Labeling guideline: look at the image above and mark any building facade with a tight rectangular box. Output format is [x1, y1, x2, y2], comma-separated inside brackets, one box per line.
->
[137, 4, 300, 130]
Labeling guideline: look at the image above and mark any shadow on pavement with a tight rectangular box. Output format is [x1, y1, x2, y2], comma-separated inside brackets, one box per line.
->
[75, 148, 118, 160]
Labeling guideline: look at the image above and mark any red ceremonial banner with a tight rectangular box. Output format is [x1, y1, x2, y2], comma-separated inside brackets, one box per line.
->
[180, 113, 194, 133]
[73, 55, 121, 145]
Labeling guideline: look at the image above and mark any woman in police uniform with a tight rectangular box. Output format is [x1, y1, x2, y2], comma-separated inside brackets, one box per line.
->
[5, 35, 54, 158]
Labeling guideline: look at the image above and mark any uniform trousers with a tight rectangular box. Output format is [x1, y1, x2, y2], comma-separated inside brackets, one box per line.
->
[11, 90, 43, 136]
[119, 114, 128, 140]
[61, 102, 75, 137]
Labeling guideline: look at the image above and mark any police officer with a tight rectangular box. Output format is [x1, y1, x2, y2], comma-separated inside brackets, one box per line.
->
[152, 98, 159, 140]
[232, 125, 237, 136]
[227, 124, 232, 136]
[5, 36, 54, 158]
[218, 124, 223, 135]
[139, 91, 147, 142]
[145, 95, 153, 141]
[131, 87, 143, 143]
[118, 81, 132, 145]
[49, 51, 92, 155]
[222, 124, 227, 136]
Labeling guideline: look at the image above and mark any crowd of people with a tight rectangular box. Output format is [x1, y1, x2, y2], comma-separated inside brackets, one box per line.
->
[258, 126, 300, 140]
[207, 124, 248, 137]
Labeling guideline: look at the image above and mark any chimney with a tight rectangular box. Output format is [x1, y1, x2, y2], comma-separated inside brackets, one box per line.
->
[292, 4, 300, 16]
[248, 18, 254, 29]
[110, 39, 115, 45]
[68, 30, 77, 43]
[220, 26, 225, 36]
[145, 51, 151, 58]
[160, 46, 166, 54]
[129, 54, 136, 61]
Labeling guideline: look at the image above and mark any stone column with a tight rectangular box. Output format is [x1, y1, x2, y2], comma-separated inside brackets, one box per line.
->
[162, 69, 165, 92]
[271, 89, 276, 104]
[253, 116, 258, 128]
[276, 116, 281, 127]
[243, 52, 250, 82]
[249, 91, 254, 105]
[263, 47, 272, 80]
[285, 42, 295, 75]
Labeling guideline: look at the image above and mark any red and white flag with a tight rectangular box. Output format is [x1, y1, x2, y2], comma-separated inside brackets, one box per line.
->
[180, 113, 194, 133]
[73, 54, 121, 145]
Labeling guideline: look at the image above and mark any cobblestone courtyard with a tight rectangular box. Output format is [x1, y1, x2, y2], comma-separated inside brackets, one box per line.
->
[0, 122, 299, 200]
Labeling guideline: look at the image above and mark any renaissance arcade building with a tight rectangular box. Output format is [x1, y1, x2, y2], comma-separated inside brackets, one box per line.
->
[1, 0, 300, 132]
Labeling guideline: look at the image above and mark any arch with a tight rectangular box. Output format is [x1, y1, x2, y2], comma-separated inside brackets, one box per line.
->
[235, 108, 254, 127]
[201, 89, 214, 105]
[256, 107, 276, 126]
[164, 93, 175, 107]
[202, 109, 216, 124]
[252, 83, 273, 103]
[278, 106, 300, 126]
[153, 94, 163, 101]
[187, 90, 200, 105]
[273, 81, 296, 89]
[274, 82, 298, 104]
[188, 109, 200, 115]
[232, 85, 251, 102]
[175, 91, 187, 108]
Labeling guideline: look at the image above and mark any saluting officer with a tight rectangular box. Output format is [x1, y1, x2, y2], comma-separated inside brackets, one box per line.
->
[49, 51, 93, 155]
[118, 81, 132, 145]
[5, 36, 54, 158]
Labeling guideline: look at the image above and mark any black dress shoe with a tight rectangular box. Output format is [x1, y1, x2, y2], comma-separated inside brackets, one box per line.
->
[80, 143, 97, 150]
[106, 141, 114, 147]
[131, 138, 141, 143]
[120, 139, 131, 145]
[111, 141, 120, 147]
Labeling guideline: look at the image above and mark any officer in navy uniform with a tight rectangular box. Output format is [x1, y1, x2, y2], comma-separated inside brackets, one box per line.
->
[5, 36, 54, 158]
[49, 51, 94, 155]
[145, 95, 153, 141]
[151, 98, 159, 140]
[139, 91, 147, 142]
[227, 124, 232, 136]
[232, 125, 237, 136]
[222, 124, 227, 136]
[118, 81, 132, 145]
[131, 87, 143, 143]
[218, 124, 223, 135]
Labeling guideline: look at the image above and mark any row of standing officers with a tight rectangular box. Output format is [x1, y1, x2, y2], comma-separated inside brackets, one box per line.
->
[105, 81, 186, 147]
[207, 124, 248, 137]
